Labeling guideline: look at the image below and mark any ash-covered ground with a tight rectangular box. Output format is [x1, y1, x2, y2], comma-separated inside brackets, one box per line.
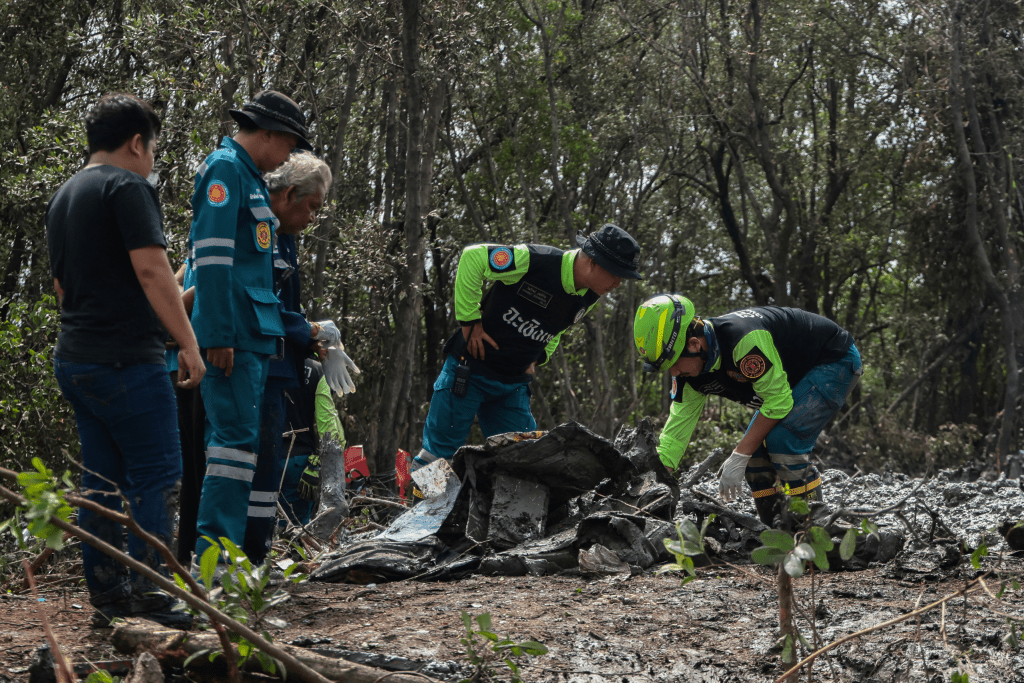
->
[6, 464, 1024, 683]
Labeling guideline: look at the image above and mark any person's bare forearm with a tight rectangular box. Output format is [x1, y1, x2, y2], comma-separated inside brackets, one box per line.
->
[130, 246, 199, 353]
[735, 412, 781, 455]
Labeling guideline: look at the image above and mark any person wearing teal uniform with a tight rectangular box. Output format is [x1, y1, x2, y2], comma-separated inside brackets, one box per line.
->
[633, 295, 862, 526]
[190, 90, 313, 561]
[413, 225, 642, 472]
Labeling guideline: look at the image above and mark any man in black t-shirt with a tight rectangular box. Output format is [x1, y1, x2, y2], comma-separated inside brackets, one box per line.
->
[46, 94, 204, 630]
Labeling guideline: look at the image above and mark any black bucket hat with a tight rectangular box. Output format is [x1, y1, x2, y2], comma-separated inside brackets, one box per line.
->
[229, 90, 313, 151]
[575, 224, 643, 280]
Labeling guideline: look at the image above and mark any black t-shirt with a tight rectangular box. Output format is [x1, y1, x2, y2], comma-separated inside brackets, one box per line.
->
[46, 165, 168, 364]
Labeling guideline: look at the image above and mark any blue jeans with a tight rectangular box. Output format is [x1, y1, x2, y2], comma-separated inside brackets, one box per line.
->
[418, 354, 536, 465]
[745, 344, 863, 498]
[54, 360, 182, 609]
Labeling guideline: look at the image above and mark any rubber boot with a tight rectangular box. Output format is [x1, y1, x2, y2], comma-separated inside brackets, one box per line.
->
[753, 493, 784, 527]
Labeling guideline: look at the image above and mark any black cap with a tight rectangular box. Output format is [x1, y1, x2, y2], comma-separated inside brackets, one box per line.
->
[229, 90, 313, 151]
[575, 224, 642, 280]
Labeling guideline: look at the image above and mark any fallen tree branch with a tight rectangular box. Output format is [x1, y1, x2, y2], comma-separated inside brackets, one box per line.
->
[111, 620, 439, 683]
[822, 477, 927, 531]
[681, 449, 725, 489]
[0, 478, 329, 683]
[351, 496, 409, 510]
[771, 573, 990, 683]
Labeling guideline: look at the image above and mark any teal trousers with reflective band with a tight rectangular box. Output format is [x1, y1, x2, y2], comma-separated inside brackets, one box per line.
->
[242, 380, 287, 564]
[745, 344, 862, 498]
[418, 354, 536, 466]
[195, 350, 268, 559]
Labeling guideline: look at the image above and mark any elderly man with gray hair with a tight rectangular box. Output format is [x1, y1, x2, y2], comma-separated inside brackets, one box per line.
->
[240, 151, 360, 563]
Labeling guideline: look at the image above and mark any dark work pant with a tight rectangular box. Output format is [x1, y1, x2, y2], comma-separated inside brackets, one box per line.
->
[171, 371, 206, 565]
[242, 380, 287, 564]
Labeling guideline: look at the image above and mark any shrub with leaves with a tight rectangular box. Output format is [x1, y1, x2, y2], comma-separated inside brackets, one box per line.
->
[659, 515, 714, 584]
[458, 611, 548, 683]
[176, 536, 306, 677]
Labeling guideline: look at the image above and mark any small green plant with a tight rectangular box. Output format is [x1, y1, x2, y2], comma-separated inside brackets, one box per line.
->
[659, 515, 714, 584]
[83, 670, 119, 683]
[458, 611, 547, 683]
[951, 670, 969, 683]
[177, 536, 306, 676]
[2, 457, 74, 550]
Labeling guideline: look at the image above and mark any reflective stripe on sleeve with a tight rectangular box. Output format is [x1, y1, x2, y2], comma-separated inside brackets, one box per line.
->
[247, 506, 278, 518]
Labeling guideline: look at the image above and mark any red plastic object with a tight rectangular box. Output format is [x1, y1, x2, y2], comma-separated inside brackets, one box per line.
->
[344, 445, 370, 484]
[395, 449, 411, 500]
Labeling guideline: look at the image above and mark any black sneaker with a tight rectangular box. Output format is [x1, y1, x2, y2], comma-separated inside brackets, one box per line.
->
[90, 601, 133, 628]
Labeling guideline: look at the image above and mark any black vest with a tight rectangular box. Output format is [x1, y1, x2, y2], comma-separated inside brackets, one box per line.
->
[444, 245, 599, 380]
[711, 307, 853, 388]
[673, 373, 764, 409]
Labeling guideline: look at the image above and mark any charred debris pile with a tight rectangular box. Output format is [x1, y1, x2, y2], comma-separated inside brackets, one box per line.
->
[312, 421, 1024, 584]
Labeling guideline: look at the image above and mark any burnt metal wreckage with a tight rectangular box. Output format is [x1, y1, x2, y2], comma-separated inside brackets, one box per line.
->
[310, 420, 935, 585]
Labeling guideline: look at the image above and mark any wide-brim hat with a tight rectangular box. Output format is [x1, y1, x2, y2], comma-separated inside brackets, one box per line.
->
[575, 224, 643, 280]
[229, 90, 313, 151]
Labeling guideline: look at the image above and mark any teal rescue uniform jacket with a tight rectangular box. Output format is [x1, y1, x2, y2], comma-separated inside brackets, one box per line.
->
[188, 137, 284, 354]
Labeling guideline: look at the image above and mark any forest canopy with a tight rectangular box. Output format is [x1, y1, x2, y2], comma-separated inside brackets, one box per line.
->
[1, 0, 1021, 478]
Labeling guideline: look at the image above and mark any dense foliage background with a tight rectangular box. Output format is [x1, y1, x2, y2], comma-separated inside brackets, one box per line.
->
[1, 0, 1021, 479]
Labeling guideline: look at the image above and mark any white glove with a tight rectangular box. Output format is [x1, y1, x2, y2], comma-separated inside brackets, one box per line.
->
[324, 345, 360, 395]
[313, 320, 342, 348]
[718, 451, 752, 502]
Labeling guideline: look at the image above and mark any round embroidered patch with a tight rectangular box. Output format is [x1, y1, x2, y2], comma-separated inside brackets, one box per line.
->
[489, 247, 513, 270]
[670, 376, 678, 399]
[207, 182, 229, 207]
[739, 353, 767, 379]
[256, 221, 271, 250]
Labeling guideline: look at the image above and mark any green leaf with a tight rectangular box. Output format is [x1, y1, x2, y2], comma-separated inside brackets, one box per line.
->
[840, 528, 858, 560]
[788, 497, 810, 515]
[760, 529, 795, 551]
[780, 633, 794, 663]
[200, 544, 220, 590]
[183, 648, 214, 668]
[783, 552, 805, 578]
[860, 520, 878, 535]
[751, 546, 788, 566]
[475, 613, 492, 631]
[970, 544, 988, 570]
[255, 651, 276, 674]
[517, 640, 548, 655]
[83, 670, 114, 683]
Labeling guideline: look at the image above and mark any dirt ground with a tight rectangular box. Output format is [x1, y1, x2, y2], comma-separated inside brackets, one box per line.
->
[5, 557, 1024, 683]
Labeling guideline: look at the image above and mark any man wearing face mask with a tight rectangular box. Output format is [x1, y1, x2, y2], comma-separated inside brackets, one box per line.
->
[412, 225, 642, 475]
[189, 90, 316, 561]
[241, 151, 358, 563]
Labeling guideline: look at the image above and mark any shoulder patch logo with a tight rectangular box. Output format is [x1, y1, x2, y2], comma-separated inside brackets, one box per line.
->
[489, 246, 514, 271]
[207, 182, 229, 207]
[256, 221, 271, 250]
[739, 349, 770, 380]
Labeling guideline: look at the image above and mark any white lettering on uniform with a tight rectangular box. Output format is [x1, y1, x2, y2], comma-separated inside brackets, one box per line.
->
[501, 307, 555, 344]
[250, 193, 265, 200]
[726, 309, 765, 319]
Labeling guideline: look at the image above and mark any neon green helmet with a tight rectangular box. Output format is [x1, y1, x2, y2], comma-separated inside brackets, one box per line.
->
[634, 294, 696, 372]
